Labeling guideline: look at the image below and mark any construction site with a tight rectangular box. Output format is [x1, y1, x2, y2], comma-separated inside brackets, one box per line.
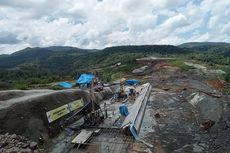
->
[0, 57, 230, 153]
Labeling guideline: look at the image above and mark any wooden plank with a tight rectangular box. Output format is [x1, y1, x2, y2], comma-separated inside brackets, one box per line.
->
[71, 130, 93, 144]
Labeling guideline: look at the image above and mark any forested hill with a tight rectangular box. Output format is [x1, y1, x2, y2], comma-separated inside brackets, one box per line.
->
[103, 45, 186, 54]
[0, 43, 229, 89]
[179, 42, 230, 83]
[0, 45, 185, 69]
[178, 42, 230, 51]
[0, 46, 97, 68]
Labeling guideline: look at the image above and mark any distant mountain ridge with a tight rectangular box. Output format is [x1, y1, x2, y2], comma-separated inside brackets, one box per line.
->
[0, 44, 187, 87]
[0, 46, 93, 69]
[178, 42, 230, 51]
[1, 43, 230, 70]
[0, 45, 185, 69]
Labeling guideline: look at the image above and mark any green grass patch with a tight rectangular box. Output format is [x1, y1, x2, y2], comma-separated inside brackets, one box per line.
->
[170, 59, 195, 71]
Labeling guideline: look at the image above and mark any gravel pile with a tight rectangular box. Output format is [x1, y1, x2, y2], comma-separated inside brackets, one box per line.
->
[0, 133, 45, 153]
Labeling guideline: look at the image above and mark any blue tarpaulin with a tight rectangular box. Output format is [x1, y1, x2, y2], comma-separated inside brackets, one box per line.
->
[76, 74, 94, 85]
[126, 79, 139, 85]
[57, 82, 73, 88]
[119, 105, 129, 116]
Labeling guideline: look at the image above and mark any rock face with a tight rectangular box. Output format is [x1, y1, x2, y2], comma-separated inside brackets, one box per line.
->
[188, 92, 222, 122]
[0, 133, 45, 153]
[0, 89, 90, 141]
[0, 88, 114, 142]
[132, 66, 148, 75]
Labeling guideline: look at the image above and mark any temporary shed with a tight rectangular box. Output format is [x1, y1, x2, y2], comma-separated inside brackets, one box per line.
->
[57, 82, 73, 88]
[126, 79, 139, 85]
[76, 74, 94, 86]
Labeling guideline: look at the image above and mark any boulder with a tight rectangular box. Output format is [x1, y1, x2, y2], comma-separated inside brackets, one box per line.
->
[29, 141, 37, 150]
[132, 66, 148, 75]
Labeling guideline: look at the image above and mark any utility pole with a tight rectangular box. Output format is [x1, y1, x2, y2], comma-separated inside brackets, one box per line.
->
[91, 71, 96, 118]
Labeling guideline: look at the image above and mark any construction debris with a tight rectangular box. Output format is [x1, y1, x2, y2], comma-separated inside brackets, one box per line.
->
[71, 130, 93, 145]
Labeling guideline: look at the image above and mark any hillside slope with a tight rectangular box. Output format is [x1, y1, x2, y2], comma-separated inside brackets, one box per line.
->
[0, 44, 229, 89]
[178, 42, 230, 51]
[0, 45, 186, 71]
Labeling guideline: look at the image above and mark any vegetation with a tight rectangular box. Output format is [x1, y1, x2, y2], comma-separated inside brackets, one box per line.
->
[0, 43, 229, 90]
[170, 59, 195, 71]
[175, 43, 230, 84]
[223, 68, 230, 82]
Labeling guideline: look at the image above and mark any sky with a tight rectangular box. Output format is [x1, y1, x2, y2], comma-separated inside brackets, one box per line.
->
[0, 0, 230, 54]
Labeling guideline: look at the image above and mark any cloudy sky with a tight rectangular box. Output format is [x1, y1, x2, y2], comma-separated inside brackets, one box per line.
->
[0, 0, 230, 54]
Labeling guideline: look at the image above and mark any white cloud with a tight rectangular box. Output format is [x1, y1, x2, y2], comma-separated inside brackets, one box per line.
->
[0, 0, 230, 54]
[221, 22, 230, 34]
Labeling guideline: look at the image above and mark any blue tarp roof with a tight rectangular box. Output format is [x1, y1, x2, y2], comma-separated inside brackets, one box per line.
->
[76, 74, 94, 84]
[126, 79, 139, 85]
[57, 82, 73, 88]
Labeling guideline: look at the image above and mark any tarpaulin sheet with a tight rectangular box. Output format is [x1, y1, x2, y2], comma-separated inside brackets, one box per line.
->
[57, 82, 73, 88]
[76, 74, 94, 84]
[119, 105, 129, 116]
[126, 79, 139, 85]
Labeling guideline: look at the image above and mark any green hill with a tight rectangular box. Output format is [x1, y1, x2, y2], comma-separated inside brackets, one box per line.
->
[0, 44, 229, 89]
[178, 42, 230, 51]
[0, 45, 186, 70]
[0, 45, 186, 89]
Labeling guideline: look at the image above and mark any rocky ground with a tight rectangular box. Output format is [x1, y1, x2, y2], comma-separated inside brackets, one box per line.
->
[137, 63, 230, 153]
[0, 133, 46, 153]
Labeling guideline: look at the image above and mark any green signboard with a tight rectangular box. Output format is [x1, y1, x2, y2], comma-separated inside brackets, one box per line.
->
[69, 99, 84, 111]
[46, 99, 84, 123]
[46, 104, 70, 123]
